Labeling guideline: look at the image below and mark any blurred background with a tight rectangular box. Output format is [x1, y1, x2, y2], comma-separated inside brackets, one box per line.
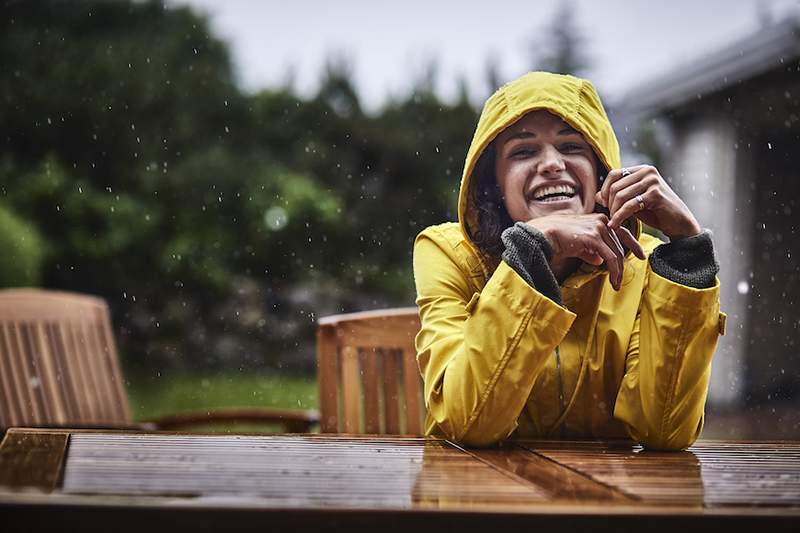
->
[1, 0, 798, 438]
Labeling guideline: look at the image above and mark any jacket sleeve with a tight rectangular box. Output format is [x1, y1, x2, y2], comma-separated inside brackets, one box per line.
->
[613, 262, 722, 450]
[413, 230, 576, 447]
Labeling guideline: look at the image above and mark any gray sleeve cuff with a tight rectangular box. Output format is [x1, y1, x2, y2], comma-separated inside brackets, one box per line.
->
[648, 229, 719, 289]
[501, 222, 563, 306]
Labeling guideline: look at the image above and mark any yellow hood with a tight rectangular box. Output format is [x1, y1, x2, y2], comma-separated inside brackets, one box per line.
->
[458, 71, 622, 254]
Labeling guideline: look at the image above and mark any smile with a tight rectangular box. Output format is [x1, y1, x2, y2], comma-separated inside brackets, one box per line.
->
[531, 184, 577, 202]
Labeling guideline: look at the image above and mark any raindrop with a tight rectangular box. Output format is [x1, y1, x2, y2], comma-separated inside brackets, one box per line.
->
[737, 280, 750, 295]
[264, 206, 288, 231]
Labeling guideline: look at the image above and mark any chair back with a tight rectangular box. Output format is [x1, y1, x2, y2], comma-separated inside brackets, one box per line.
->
[0, 289, 131, 429]
[316, 307, 423, 434]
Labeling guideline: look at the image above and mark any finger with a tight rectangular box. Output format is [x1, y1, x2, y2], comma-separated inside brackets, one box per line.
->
[595, 238, 622, 291]
[609, 189, 655, 229]
[599, 225, 625, 289]
[577, 248, 604, 266]
[600, 165, 647, 207]
[608, 174, 661, 217]
[612, 224, 646, 260]
[608, 168, 652, 218]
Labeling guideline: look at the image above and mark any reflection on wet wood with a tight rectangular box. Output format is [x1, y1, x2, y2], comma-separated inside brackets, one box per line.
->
[468, 443, 631, 503]
[518, 439, 800, 508]
[0, 430, 68, 492]
[411, 441, 548, 507]
[2, 429, 799, 521]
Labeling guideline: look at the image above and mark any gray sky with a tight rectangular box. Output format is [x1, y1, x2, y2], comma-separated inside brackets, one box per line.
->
[174, 0, 800, 110]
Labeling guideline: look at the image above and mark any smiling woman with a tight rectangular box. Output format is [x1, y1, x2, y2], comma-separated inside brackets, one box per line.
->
[412, 71, 725, 449]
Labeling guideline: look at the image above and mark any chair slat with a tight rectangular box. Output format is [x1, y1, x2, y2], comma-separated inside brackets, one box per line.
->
[64, 320, 94, 421]
[316, 325, 339, 433]
[340, 346, 361, 433]
[402, 343, 423, 435]
[31, 322, 66, 424]
[361, 348, 380, 433]
[382, 349, 401, 434]
[13, 322, 44, 425]
[85, 320, 115, 421]
[46, 322, 79, 422]
[0, 324, 23, 426]
[71, 321, 101, 422]
[97, 305, 131, 422]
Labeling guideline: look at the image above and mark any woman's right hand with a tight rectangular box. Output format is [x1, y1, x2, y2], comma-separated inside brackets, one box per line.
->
[525, 214, 645, 290]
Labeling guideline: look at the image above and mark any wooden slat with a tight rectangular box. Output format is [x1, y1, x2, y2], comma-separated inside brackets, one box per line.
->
[32, 322, 66, 425]
[14, 323, 44, 425]
[361, 349, 380, 433]
[57, 433, 545, 507]
[81, 319, 112, 421]
[0, 324, 23, 427]
[46, 323, 80, 423]
[316, 324, 339, 433]
[97, 305, 132, 422]
[402, 343, 423, 435]
[383, 349, 401, 434]
[64, 321, 94, 422]
[0, 429, 69, 492]
[340, 346, 361, 433]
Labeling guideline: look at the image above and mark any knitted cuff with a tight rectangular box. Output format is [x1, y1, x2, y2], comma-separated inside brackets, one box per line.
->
[501, 222, 563, 306]
[649, 229, 719, 289]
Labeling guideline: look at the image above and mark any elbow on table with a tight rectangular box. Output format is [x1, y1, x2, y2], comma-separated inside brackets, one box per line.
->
[429, 414, 510, 448]
[634, 421, 703, 451]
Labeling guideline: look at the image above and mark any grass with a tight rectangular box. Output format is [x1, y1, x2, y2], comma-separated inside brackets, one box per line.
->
[125, 371, 319, 433]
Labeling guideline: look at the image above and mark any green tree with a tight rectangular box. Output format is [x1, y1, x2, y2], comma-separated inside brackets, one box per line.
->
[530, 0, 591, 76]
[0, 203, 45, 287]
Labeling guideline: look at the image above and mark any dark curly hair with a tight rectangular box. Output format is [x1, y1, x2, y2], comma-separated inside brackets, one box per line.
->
[464, 141, 513, 260]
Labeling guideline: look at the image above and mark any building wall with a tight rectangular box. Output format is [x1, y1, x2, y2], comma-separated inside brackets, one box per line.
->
[664, 114, 751, 406]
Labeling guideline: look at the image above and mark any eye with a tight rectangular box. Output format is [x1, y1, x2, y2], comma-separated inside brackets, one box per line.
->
[559, 143, 584, 153]
[510, 147, 537, 158]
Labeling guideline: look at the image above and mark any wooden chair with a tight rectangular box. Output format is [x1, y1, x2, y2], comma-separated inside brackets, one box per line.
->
[0, 289, 319, 433]
[316, 308, 424, 435]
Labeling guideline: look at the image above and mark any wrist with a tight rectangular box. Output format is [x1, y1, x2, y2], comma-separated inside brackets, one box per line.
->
[665, 220, 702, 241]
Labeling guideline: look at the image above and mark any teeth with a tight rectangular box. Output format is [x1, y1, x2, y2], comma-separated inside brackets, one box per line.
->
[533, 184, 576, 200]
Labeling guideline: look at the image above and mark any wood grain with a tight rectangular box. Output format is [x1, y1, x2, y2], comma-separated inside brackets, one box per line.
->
[0, 429, 69, 492]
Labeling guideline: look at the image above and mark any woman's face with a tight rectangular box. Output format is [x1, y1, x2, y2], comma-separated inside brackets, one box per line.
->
[494, 109, 599, 222]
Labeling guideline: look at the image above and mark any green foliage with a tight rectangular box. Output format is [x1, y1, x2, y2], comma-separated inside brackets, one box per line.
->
[0, 203, 45, 287]
[0, 0, 479, 371]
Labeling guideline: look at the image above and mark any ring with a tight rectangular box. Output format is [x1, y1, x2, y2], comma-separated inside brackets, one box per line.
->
[621, 168, 631, 177]
[636, 194, 645, 211]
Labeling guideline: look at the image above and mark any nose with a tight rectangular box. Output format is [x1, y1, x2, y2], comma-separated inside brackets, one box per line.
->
[538, 145, 565, 176]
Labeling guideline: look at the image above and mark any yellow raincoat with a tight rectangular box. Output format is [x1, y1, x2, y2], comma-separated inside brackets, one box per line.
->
[413, 72, 724, 449]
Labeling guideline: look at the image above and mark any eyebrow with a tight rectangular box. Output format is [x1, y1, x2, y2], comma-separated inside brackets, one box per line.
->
[504, 126, 580, 142]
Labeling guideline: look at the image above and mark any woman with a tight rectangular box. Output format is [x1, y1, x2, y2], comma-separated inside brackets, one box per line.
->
[412, 71, 724, 450]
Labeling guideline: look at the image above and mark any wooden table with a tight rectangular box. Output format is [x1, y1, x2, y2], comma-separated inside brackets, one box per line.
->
[1, 428, 799, 532]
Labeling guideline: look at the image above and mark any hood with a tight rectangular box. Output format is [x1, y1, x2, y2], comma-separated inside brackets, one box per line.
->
[458, 71, 637, 259]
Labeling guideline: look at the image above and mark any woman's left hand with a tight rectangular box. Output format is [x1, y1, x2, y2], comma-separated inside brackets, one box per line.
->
[596, 165, 702, 241]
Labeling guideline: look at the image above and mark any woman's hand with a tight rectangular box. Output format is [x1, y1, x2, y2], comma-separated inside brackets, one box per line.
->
[596, 165, 701, 241]
[526, 214, 645, 290]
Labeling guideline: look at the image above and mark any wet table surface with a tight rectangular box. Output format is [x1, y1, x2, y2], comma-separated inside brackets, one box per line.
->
[1, 428, 799, 532]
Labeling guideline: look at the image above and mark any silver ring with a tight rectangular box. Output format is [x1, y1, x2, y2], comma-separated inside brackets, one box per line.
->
[621, 167, 631, 177]
[636, 194, 645, 211]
